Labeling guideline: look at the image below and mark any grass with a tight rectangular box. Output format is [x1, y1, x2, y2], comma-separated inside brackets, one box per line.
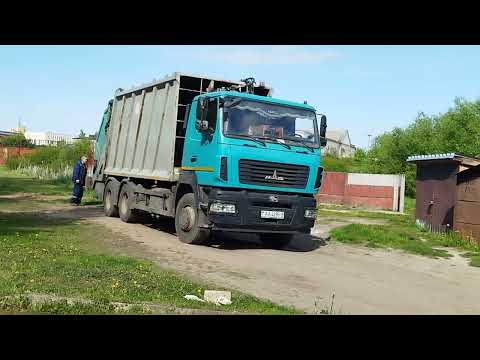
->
[470, 256, 480, 267]
[325, 198, 480, 266]
[0, 166, 299, 314]
[0, 296, 152, 315]
[0, 212, 299, 314]
[0, 166, 71, 196]
[404, 197, 416, 215]
[0, 165, 100, 208]
[331, 223, 450, 258]
[317, 196, 417, 224]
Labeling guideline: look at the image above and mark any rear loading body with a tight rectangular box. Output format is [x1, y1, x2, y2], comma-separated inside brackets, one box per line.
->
[93, 72, 325, 246]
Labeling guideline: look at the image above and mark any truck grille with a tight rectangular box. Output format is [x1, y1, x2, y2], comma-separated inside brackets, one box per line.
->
[238, 159, 309, 188]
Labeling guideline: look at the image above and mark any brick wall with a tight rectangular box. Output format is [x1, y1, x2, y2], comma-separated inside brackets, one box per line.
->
[317, 172, 405, 212]
[0, 146, 35, 165]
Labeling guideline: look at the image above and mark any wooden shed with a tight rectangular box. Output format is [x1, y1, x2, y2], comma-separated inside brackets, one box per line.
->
[406, 153, 480, 232]
[454, 165, 480, 242]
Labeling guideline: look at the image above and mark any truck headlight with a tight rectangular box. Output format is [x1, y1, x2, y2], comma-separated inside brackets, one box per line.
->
[304, 209, 316, 218]
[209, 202, 236, 214]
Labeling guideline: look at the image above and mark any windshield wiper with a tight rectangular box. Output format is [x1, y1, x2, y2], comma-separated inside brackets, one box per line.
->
[248, 136, 292, 150]
[256, 136, 291, 149]
[229, 133, 266, 147]
[284, 136, 315, 152]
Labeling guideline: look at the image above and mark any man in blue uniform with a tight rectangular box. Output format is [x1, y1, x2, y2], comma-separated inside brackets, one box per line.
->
[70, 156, 87, 206]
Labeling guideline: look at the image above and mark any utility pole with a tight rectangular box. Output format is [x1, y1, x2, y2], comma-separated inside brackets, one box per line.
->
[368, 134, 372, 150]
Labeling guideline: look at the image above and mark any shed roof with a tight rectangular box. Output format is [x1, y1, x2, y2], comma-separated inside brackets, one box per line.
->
[407, 153, 480, 167]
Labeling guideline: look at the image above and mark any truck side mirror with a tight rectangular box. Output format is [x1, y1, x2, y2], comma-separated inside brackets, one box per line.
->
[195, 98, 208, 132]
[319, 115, 327, 147]
[196, 120, 209, 132]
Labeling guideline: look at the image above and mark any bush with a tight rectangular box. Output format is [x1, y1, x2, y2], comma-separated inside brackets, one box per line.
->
[321, 150, 369, 174]
[6, 139, 91, 181]
[0, 133, 34, 148]
[363, 98, 480, 196]
[329, 97, 480, 197]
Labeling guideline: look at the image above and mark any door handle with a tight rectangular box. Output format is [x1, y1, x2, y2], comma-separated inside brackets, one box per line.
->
[190, 156, 197, 163]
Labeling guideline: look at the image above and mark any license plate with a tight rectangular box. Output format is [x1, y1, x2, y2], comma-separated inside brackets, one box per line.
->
[260, 210, 284, 220]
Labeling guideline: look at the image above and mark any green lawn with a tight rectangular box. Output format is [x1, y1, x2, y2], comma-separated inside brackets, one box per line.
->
[0, 166, 71, 196]
[323, 198, 480, 266]
[0, 166, 99, 207]
[0, 166, 300, 314]
[0, 212, 299, 314]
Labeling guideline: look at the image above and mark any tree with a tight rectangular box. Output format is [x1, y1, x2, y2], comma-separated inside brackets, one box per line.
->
[361, 97, 480, 197]
[0, 133, 34, 148]
[78, 129, 87, 139]
[353, 148, 367, 163]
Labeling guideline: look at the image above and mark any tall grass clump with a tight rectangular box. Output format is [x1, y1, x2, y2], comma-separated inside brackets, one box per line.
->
[6, 139, 91, 181]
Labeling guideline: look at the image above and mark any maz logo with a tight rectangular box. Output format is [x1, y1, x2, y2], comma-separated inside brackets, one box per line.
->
[269, 195, 279, 202]
[265, 170, 284, 181]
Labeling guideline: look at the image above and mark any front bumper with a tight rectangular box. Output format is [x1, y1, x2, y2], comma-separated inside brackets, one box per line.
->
[200, 188, 316, 233]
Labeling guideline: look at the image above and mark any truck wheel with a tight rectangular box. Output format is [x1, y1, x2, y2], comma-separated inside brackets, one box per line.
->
[175, 193, 210, 245]
[118, 184, 138, 223]
[104, 182, 119, 217]
[259, 233, 293, 249]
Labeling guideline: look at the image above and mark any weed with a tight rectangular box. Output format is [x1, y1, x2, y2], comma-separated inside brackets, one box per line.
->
[0, 209, 299, 315]
[332, 224, 451, 258]
[5, 139, 91, 177]
[314, 293, 339, 315]
[469, 255, 480, 268]
[327, 201, 480, 265]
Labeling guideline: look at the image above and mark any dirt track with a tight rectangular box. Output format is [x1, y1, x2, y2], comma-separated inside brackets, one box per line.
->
[41, 204, 480, 314]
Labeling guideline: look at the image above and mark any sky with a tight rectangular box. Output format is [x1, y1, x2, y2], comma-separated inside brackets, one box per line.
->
[1, 45, 479, 149]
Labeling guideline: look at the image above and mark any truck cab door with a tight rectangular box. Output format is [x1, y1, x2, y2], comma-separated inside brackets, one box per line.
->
[183, 98, 218, 172]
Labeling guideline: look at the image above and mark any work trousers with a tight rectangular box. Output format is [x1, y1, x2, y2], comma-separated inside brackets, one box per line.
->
[70, 183, 84, 204]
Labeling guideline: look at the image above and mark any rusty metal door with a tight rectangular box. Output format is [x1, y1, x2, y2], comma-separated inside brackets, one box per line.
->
[455, 167, 480, 242]
[416, 161, 457, 232]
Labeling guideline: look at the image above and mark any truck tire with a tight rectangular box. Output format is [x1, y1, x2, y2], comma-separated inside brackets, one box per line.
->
[175, 193, 210, 245]
[118, 184, 138, 223]
[104, 182, 119, 217]
[259, 233, 293, 249]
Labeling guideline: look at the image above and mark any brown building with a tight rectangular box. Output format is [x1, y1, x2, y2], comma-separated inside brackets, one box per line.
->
[454, 165, 480, 242]
[406, 153, 480, 233]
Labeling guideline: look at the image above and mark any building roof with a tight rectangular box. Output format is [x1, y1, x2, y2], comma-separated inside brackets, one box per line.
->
[325, 129, 354, 147]
[0, 130, 16, 137]
[407, 153, 480, 167]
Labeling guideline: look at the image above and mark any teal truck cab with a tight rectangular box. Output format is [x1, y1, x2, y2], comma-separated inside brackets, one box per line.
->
[92, 73, 326, 248]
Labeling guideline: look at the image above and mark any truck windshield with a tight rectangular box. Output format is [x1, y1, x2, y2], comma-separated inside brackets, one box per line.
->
[222, 99, 319, 148]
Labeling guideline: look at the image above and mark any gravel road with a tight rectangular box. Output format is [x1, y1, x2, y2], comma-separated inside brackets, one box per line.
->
[50, 205, 480, 314]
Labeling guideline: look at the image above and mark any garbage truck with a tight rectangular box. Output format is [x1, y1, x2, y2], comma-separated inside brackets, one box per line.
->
[92, 72, 327, 247]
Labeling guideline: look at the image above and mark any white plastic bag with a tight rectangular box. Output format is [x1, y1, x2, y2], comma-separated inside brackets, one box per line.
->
[184, 294, 205, 302]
